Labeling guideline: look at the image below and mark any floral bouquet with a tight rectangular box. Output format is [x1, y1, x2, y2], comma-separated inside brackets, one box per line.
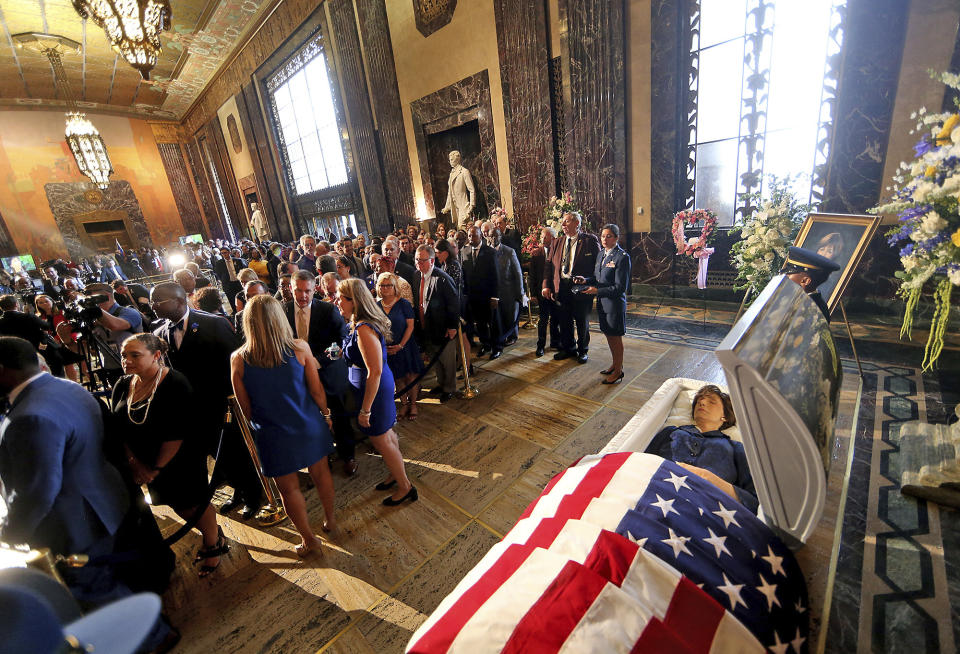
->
[521, 223, 547, 264]
[872, 70, 960, 370]
[672, 209, 717, 257]
[730, 176, 811, 297]
[490, 206, 509, 224]
[545, 191, 577, 226]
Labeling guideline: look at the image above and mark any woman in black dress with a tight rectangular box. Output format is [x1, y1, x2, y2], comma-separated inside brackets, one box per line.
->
[110, 333, 226, 577]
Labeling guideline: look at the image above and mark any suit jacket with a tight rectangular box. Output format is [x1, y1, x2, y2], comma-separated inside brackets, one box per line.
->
[411, 267, 460, 343]
[543, 231, 601, 293]
[394, 260, 417, 287]
[285, 298, 349, 397]
[0, 374, 128, 554]
[502, 228, 523, 254]
[494, 244, 523, 317]
[462, 241, 500, 305]
[528, 242, 554, 301]
[154, 308, 239, 428]
[214, 257, 246, 295]
[588, 245, 631, 316]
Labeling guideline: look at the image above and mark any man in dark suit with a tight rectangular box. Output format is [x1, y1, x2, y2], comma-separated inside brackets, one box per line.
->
[412, 244, 460, 402]
[398, 235, 416, 268]
[150, 282, 263, 518]
[41, 266, 65, 303]
[296, 234, 318, 272]
[491, 213, 522, 254]
[382, 239, 417, 286]
[462, 225, 502, 359]
[543, 211, 600, 363]
[0, 336, 128, 593]
[0, 295, 47, 352]
[529, 227, 561, 357]
[489, 228, 523, 347]
[214, 247, 245, 310]
[285, 270, 358, 475]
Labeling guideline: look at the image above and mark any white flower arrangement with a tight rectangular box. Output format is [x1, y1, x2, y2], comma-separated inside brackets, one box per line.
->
[872, 70, 960, 370]
[730, 176, 811, 298]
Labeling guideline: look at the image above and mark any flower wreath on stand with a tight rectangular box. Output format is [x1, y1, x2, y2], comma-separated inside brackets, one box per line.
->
[672, 208, 718, 289]
[545, 191, 595, 234]
[871, 70, 960, 371]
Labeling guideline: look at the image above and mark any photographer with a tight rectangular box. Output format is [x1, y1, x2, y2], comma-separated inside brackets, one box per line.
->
[82, 282, 143, 385]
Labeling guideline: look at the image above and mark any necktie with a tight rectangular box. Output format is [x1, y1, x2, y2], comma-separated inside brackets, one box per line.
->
[562, 237, 573, 276]
[296, 307, 308, 340]
[418, 275, 426, 327]
[171, 319, 184, 350]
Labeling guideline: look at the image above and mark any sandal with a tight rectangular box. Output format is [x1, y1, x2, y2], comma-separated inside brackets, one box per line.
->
[194, 528, 229, 577]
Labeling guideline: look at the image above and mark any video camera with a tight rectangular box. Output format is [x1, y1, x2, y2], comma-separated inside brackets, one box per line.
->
[62, 293, 109, 335]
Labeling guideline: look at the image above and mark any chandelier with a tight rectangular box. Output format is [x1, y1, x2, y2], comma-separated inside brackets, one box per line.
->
[13, 33, 114, 190]
[72, 0, 172, 80]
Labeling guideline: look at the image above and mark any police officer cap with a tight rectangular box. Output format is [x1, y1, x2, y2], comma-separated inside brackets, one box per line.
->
[781, 246, 840, 276]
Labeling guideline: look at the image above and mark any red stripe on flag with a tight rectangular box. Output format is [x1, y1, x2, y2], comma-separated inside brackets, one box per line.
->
[582, 529, 639, 586]
[518, 452, 632, 522]
[409, 453, 630, 653]
[500, 561, 608, 654]
[631, 617, 697, 654]
[664, 577, 724, 653]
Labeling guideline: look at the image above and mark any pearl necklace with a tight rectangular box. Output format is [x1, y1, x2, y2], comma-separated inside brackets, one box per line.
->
[127, 366, 164, 426]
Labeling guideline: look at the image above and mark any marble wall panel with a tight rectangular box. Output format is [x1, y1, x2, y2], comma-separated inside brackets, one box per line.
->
[410, 70, 501, 217]
[185, 140, 226, 241]
[327, 0, 391, 235]
[558, 0, 627, 231]
[821, 0, 911, 214]
[45, 181, 154, 260]
[156, 143, 205, 237]
[0, 210, 17, 258]
[205, 119, 246, 240]
[649, 0, 685, 232]
[355, 0, 417, 225]
[494, 0, 556, 231]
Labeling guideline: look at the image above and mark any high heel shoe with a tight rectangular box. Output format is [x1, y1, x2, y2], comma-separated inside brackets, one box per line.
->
[382, 486, 418, 506]
[600, 367, 614, 375]
[601, 371, 625, 385]
[375, 479, 397, 491]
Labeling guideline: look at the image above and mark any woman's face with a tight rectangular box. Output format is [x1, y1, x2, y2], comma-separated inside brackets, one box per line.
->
[817, 243, 839, 259]
[436, 250, 449, 263]
[335, 287, 354, 319]
[336, 262, 350, 278]
[121, 340, 160, 377]
[36, 297, 54, 314]
[377, 279, 395, 300]
[694, 392, 725, 428]
[601, 229, 618, 249]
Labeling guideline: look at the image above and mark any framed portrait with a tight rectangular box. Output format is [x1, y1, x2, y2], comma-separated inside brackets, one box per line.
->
[794, 212, 882, 314]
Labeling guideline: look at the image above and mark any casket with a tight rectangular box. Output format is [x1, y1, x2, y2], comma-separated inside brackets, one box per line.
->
[407, 275, 841, 653]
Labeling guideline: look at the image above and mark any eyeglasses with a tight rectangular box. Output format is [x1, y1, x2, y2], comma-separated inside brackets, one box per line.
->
[379, 283, 394, 288]
[150, 298, 176, 307]
[415, 258, 432, 264]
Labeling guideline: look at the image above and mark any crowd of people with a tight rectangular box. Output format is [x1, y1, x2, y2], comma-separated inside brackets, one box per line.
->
[0, 210, 636, 652]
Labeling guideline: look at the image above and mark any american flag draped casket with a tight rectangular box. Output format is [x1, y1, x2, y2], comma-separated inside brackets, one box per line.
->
[408, 276, 841, 653]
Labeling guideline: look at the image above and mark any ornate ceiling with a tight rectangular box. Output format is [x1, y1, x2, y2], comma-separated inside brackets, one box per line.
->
[0, 0, 276, 121]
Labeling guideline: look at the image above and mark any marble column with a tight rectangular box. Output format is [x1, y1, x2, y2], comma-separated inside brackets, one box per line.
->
[494, 0, 556, 231]
[355, 0, 417, 225]
[558, 0, 627, 231]
[184, 141, 224, 242]
[327, 0, 391, 235]
[821, 0, 910, 214]
[156, 143, 205, 237]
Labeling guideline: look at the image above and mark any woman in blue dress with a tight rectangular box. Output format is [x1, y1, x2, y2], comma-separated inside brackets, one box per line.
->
[230, 295, 337, 556]
[336, 278, 417, 506]
[375, 271, 423, 421]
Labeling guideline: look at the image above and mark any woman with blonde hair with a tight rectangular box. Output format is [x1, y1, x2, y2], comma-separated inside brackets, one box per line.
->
[230, 294, 337, 556]
[375, 272, 423, 420]
[336, 278, 416, 505]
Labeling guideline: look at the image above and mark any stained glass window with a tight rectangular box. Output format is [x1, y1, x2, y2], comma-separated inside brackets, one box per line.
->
[689, 0, 846, 225]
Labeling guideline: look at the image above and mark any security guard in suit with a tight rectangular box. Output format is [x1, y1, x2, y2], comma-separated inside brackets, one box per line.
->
[780, 246, 841, 322]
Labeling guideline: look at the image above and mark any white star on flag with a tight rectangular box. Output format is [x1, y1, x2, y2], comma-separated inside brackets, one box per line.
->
[663, 470, 690, 492]
[702, 527, 731, 558]
[790, 627, 806, 652]
[717, 572, 747, 611]
[761, 545, 786, 577]
[712, 501, 740, 529]
[795, 600, 806, 614]
[625, 530, 648, 548]
[755, 573, 780, 610]
[768, 631, 790, 654]
[651, 493, 679, 518]
[661, 527, 693, 558]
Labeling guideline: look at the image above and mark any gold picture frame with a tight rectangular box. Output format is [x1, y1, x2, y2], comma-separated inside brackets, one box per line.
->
[794, 212, 882, 314]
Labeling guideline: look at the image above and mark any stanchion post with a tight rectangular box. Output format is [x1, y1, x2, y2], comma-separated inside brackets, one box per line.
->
[521, 271, 538, 329]
[227, 397, 287, 526]
[456, 321, 478, 399]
